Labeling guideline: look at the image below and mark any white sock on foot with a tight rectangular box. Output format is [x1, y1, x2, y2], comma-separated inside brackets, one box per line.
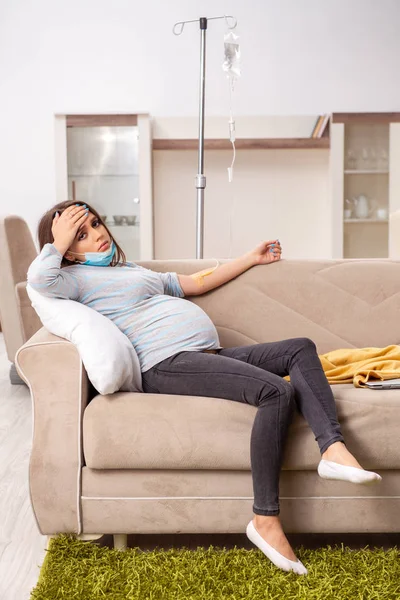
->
[318, 459, 382, 484]
[246, 520, 308, 575]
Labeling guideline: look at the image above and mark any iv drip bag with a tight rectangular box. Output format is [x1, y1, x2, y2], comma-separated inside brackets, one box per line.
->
[222, 31, 241, 82]
[222, 29, 241, 183]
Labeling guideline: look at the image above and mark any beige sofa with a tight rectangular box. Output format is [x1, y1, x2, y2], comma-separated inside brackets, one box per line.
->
[2, 217, 400, 543]
[0, 216, 41, 382]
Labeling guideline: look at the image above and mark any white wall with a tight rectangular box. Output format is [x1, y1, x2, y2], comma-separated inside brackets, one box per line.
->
[0, 0, 399, 253]
[154, 147, 330, 259]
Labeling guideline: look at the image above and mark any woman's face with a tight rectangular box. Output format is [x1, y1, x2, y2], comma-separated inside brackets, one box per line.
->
[65, 212, 111, 261]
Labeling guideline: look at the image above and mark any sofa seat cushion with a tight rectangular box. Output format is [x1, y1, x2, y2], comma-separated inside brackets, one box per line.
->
[83, 386, 400, 470]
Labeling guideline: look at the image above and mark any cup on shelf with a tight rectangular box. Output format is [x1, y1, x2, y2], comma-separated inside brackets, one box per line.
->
[360, 147, 373, 170]
[376, 208, 388, 220]
[344, 209, 352, 219]
[113, 215, 125, 225]
[126, 215, 137, 225]
[345, 149, 357, 170]
[369, 148, 378, 170]
[378, 149, 389, 170]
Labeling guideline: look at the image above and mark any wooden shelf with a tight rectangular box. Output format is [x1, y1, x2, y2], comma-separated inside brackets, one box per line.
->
[344, 169, 389, 175]
[66, 114, 138, 127]
[344, 219, 388, 223]
[68, 173, 139, 177]
[152, 138, 330, 150]
[332, 112, 400, 124]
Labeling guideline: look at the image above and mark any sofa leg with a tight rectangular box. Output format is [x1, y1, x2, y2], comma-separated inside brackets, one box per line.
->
[114, 534, 128, 550]
[9, 363, 26, 385]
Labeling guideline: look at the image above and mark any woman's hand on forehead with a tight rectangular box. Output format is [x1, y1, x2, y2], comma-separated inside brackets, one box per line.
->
[51, 204, 89, 256]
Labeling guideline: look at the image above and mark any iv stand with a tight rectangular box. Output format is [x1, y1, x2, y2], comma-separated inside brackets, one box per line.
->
[173, 15, 237, 258]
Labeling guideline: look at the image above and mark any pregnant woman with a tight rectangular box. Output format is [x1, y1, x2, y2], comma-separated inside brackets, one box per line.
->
[28, 200, 382, 576]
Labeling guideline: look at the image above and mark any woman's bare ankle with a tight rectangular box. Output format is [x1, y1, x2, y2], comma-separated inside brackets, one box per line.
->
[252, 514, 298, 562]
[322, 441, 344, 460]
[253, 514, 280, 529]
[322, 441, 363, 469]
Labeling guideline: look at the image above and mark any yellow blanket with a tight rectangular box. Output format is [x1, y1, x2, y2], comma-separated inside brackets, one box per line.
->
[284, 345, 400, 387]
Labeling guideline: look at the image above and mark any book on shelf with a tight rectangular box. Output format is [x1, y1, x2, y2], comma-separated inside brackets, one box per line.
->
[311, 116, 323, 138]
[311, 114, 330, 138]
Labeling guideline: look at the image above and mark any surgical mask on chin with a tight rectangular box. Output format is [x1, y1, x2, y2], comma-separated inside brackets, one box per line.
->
[70, 241, 117, 267]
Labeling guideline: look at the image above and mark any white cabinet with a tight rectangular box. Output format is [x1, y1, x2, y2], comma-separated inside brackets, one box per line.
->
[389, 123, 400, 258]
[64, 114, 153, 260]
[330, 114, 400, 258]
[67, 127, 131, 176]
[67, 126, 140, 176]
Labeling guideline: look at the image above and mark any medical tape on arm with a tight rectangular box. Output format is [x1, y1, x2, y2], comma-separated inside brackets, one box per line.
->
[189, 259, 220, 287]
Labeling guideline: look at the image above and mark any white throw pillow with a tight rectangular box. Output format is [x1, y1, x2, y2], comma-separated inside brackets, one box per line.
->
[26, 284, 142, 394]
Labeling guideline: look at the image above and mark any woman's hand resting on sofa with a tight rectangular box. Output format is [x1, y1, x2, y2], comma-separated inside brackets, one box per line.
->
[248, 240, 282, 265]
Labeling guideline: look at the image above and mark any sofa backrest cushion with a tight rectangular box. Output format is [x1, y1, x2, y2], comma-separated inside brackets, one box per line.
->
[137, 258, 400, 354]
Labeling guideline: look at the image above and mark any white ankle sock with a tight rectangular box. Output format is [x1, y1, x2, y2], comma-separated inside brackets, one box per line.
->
[318, 459, 382, 484]
[246, 520, 308, 575]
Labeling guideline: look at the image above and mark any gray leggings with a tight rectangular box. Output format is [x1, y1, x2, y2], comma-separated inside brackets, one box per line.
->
[141, 338, 345, 516]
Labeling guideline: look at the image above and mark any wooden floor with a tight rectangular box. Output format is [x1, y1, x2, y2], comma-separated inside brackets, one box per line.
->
[0, 332, 399, 600]
[0, 334, 47, 600]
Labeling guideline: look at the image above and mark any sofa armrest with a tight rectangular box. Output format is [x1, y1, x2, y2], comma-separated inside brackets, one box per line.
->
[15, 328, 90, 535]
[15, 281, 42, 346]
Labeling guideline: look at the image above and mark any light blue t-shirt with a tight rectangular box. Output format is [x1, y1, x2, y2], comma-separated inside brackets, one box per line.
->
[27, 244, 221, 372]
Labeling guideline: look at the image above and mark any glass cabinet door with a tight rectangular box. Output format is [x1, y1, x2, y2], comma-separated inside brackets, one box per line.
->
[66, 125, 141, 260]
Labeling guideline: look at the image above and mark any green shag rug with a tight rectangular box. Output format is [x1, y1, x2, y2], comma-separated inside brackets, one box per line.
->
[30, 534, 400, 600]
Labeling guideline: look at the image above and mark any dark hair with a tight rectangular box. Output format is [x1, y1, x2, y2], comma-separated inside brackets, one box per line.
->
[37, 200, 126, 267]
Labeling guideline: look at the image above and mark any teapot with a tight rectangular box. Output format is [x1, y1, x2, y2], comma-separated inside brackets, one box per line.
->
[351, 194, 376, 219]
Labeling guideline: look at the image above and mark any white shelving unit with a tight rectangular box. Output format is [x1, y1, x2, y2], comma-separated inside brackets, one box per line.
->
[62, 113, 154, 260]
[344, 170, 389, 175]
[330, 113, 400, 259]
[344, 219, 388, 224]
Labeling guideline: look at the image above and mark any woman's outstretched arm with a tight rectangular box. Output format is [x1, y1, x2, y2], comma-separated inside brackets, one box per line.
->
[178, 239, 282, 296]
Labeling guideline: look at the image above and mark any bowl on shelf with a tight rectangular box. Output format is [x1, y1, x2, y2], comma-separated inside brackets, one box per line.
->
[100, 215, 107, 223]
[376, 208, 388, 220]
[113, 215, 125, 225]
[126, 215, 137, 225]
